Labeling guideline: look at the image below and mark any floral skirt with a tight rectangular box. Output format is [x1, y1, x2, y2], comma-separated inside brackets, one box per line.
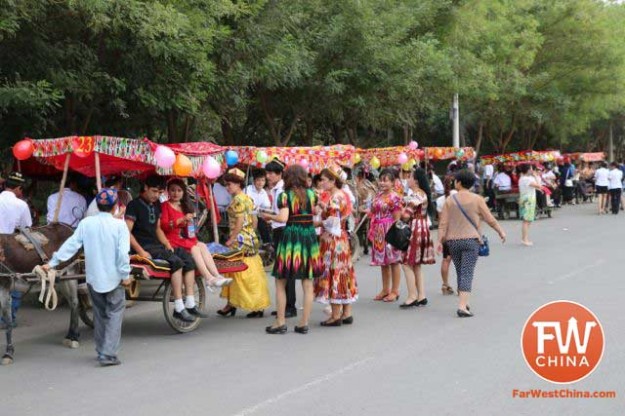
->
[520, 194, 536, 222]
[368, 217, 403, 266]
[403, 218, 436, 266]
[314, 231, 358, 304]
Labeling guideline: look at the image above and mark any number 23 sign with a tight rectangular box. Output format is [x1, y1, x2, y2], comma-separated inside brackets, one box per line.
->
[72, 136, 94, 158]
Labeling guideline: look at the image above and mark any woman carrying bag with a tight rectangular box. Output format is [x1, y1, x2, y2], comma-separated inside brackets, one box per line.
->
[437, 170, 506, 318]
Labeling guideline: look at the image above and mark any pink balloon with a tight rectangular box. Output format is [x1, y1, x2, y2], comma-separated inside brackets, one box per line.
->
[154, 145, 176, 169]
[398, 152, 408, 164]
[299, 159, 309, 169]
[202, 156, 221, 179]
[408, 140, 418, 150]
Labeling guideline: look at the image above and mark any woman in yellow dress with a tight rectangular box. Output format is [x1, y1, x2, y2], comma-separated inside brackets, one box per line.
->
[217, 168, 271, 317]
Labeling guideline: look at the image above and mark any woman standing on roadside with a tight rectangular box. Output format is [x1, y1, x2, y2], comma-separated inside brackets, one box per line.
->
[261, 165, 322, 334]
[437, 170, 506, 318]
[367, 168, 403, 302]
[399, 168, 435, 309]
[518, 164, 543, 246]
[313, 166, 358, 326]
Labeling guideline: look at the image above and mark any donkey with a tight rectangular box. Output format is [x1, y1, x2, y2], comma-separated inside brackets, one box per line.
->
[0, 223, 82, 365]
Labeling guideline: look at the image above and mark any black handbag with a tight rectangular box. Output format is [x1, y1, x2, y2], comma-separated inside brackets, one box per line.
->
[385, 220, 411, 251]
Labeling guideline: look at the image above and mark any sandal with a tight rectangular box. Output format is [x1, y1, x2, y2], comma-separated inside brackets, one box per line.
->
[374, 291, 390, 301]
[441, 284, 454, 295]
[383, 291, 399, 302]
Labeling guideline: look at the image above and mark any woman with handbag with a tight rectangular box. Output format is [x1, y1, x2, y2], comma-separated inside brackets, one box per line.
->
[437, 170, 506, 317]
[399, 168, 435, 308]
[313, 166, 358, 326]
[367, 168, 403, 302]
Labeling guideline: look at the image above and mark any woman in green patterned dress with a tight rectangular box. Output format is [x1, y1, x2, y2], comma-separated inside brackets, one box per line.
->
[260, 164, 322, 334]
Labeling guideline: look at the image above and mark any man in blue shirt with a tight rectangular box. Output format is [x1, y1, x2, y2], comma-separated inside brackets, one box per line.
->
[43, 188, 131, 366]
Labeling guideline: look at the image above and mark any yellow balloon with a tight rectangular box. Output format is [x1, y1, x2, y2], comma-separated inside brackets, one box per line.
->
[370, 156, 381, 169]
[401, 161, 412, 171]
[353, 153, 362, 164]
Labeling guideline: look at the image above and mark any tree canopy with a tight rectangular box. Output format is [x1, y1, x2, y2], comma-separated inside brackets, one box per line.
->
[1, 0, 624, 155]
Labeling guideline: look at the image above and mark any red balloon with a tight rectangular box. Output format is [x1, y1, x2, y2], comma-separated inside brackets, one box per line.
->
[72, 136, 94, 158]
[13, 139, 34, 160]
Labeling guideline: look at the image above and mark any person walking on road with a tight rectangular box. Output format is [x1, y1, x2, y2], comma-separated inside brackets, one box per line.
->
[43, 188, 131, 366]
[607, 162, 623, 215]
[437, 170, 506, 318]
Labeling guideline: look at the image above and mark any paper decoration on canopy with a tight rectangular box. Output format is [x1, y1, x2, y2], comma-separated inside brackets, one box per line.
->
[425, 147, 475, 161]
[480, 150, 561, 166]
[19, 136, 224, 178]
[561, 152, 605, 163]
[357, 146, 425, 168]
[232, 145, 356, 173]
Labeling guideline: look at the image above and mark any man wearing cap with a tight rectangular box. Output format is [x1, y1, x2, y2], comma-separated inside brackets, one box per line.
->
[43, 188, 132, 366]
[265, 159, 297, 318]
[0, 172, 33, 328]
[85, 176, 124, 218]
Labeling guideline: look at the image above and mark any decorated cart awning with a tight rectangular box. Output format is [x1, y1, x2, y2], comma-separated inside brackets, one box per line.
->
[231, 145, 357, 173]
[561, 152, 605, 162]
[480, 150, 561, 165]
[17, 136, 224, 178]
[356, 146, 474, 168]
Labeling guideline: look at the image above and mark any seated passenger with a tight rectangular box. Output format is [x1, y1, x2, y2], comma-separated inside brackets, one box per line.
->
[161, 178, 232, 289]
[46, 174, 87, 228]
[125, 175, 204, 322]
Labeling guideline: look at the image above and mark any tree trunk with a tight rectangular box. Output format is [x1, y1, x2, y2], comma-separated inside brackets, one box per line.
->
[167, 110, 178, 143]
[80, 106, 95, 135]
[259, 91, 280, 144]
[305, 119, 314, 146]
[220, 118, 234, 145]
[474, 121, 484, 158]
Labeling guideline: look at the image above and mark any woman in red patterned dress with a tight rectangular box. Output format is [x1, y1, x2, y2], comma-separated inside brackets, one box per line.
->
[399, 168, 435, 308]
[313, 166, 358, 326]
[161, 178, 232, 289]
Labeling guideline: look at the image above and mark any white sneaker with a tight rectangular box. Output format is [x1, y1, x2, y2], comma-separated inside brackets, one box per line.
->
[209, 276, 233, 288]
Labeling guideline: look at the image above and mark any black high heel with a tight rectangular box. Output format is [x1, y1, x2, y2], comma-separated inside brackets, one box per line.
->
[265, 324, 287, 334]
[217, 306, 237, 317]
[246, 311, 264, 318]
[294, 325, 309, 334]
[457, 309, 473, 318]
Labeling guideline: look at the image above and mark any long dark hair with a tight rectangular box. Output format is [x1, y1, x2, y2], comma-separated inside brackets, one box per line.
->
[283, 165, 309, 207]
[167, 178, 194, 214]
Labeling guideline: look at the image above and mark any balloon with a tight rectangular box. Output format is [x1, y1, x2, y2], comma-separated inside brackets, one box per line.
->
[13, 139, 34, 160]
[370, 156, 381, 170]
[299, 159, 309, 169]
[202, 156, 221, 179]
[225, 150, 239, 166]
[456, 149, 465, 158]
[173, 154, 193, 176]
[154, 145, 176, 169]
[72, 136, 94, 158]
[408, 140, 418, 150]
[256, 150, 268, 163]
[401, 161, 412, 171]
[409, 158, 417, 167]
[398, 152, 408, 164]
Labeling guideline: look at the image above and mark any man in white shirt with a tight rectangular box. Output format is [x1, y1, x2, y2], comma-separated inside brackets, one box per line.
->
[46, 175, 87, 228]
[0, 172, 32, 233]
[0, 172, 32, 328]
[431, 172, 444, 197]
[265, 159, 295, 317]
[493, 170, 512, 192]
[607, 162, 623, 215]
[245, 169, 272, 243]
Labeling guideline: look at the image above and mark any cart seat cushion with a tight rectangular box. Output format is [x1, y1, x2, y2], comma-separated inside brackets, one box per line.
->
[130, 255, 171, 271]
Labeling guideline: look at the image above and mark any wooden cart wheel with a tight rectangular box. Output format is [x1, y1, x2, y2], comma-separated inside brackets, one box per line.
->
[78, 290, 94, 328]
[124, 280, 141, 308]
[162, 277, 205, 333]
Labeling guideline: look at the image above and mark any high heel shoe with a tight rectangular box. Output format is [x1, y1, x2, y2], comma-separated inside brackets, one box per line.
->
[246, 310, 264, 318]
[441, 284, 454, 295]
[217, 306, 237, 317]
[382, 291, 399, 302]
[265, 324, 287, 334]
[457, 309, 473, 318]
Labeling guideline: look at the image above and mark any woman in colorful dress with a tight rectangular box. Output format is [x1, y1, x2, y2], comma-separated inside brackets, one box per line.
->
[217, 169, 271, 317]
[160, 178, 232, 289]
[313, 166, 358, 326]
[260, 164, 322, 334]
[518, 164, 542, 246]
[367, 168, 403, 302]
[399, 168, 435, 308]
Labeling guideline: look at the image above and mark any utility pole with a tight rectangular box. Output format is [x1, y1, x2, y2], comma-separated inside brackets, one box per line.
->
[452, 93, 460, 148]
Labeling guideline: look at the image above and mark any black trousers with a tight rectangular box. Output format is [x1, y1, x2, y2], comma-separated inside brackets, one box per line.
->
[272, 227, 296, 312]
[609, 188, 622, 214]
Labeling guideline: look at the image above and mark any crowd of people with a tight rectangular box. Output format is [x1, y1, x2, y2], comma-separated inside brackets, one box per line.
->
[1, 154, 624, 366]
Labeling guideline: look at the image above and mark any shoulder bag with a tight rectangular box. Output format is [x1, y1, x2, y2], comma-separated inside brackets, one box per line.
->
[451, 195, 489, 257]
[385, 220, 411, 251]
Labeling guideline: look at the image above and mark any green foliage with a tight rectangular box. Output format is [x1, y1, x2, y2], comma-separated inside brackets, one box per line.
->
[1, 0, 624, 154]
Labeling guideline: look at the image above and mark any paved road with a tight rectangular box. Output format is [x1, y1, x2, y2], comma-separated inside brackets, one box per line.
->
[1, 203, 623, 415]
